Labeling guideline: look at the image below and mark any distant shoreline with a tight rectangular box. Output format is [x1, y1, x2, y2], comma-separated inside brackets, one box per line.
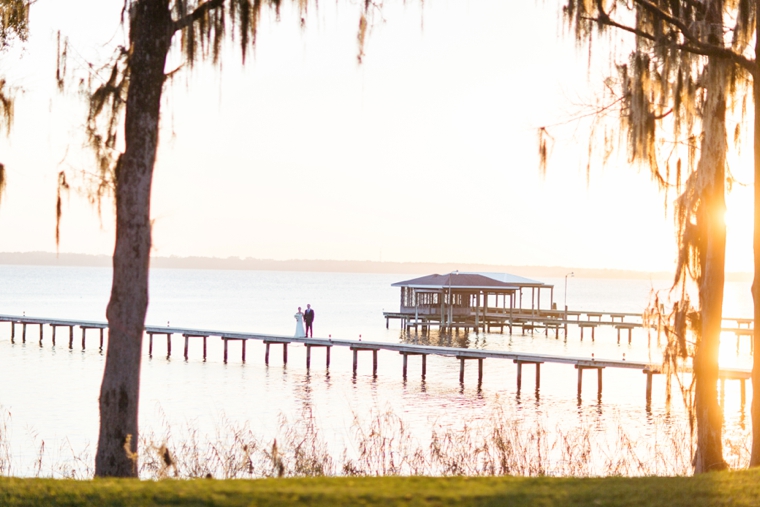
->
[0, 251, 750, 281]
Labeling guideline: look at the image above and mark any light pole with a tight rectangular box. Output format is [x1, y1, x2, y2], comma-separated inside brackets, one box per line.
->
[564, 272, 574, 310]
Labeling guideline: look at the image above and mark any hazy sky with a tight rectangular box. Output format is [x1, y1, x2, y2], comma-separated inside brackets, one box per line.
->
[0, 0, 754, 273]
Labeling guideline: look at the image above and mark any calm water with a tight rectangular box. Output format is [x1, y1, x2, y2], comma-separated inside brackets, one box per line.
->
[0, 265, 753, 475]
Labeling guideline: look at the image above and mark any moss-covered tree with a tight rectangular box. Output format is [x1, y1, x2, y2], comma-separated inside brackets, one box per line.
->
[62, 0, 379, 477]
[547, 0, 755, 472]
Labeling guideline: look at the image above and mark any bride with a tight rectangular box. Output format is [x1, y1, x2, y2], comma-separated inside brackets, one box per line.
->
[294, 307, 306, 338]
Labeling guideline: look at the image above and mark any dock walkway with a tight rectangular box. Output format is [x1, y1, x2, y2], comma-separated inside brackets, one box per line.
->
[0, 313, 751, 401]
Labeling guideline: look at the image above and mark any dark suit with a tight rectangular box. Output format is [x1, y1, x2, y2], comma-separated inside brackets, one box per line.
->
[304, 308, 314, 337]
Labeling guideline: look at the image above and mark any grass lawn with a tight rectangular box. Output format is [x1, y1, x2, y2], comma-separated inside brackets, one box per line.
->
[2, 470, 760, 506]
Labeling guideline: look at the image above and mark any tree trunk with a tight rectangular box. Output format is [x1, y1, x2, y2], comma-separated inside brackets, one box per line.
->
[692, 58, 728, 473]
[750, 1, 760, 466]
[94, 0, 172, 478]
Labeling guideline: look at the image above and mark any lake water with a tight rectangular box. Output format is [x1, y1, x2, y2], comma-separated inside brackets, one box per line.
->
[0, 265, 754, 476]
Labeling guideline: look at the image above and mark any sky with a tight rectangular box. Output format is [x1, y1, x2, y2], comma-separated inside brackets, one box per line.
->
[0, 0, 755, 273]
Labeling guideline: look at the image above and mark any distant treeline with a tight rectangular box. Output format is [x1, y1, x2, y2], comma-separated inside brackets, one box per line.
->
[0, 251, 750, 281]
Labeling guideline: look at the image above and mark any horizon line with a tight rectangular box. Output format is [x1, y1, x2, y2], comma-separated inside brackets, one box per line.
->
[0, 251, 750, 281]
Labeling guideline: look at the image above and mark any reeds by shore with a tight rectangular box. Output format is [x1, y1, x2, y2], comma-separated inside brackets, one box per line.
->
[0, 405, 750, 479]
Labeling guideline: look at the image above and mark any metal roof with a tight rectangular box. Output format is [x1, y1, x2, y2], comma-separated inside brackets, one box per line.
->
[391, 272, 551, 290]
[465, 272, 547, 286]
[391, 273, 518, 290]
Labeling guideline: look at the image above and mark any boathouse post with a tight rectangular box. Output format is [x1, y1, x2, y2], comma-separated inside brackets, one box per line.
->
[22, 322, 26, 343]
[38, 323, 43, 345]
[10, 321, 14, 343]
[69, 326, 74, 349]
[51, 325, 56, 346]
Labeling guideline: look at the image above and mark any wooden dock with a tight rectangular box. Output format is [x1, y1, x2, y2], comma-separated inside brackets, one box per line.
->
[0, 313, 752, 402]
[384, 309, 757, 349]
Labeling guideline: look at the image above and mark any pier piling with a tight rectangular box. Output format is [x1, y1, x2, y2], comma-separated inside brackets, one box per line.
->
[400, 351, 427, 378]
[148, 332, 172, 357]
[80, 325, 106, 351]
[457, 356, 484, 384]
[48, 324, 74, 346]
[305, 343, 331, 369]
[514, 360, 542, 392]
[183, 334, 209, 361]
[576, 364, 604, 397]
[263, 340, 289, 366]
[222, 337, 248, 363]
[351, 346, 379, 376]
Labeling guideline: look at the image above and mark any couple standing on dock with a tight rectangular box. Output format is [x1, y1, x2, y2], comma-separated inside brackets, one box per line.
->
[294, 304, 314, 338]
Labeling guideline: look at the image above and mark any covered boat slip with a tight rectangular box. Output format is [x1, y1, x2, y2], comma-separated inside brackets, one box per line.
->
[384, 272, 556, 333]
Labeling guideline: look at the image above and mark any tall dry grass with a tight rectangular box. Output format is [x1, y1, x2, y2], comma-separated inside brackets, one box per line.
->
[0, 406, 750, 479]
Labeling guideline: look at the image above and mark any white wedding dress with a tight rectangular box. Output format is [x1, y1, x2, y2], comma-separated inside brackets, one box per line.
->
[294, 312, 306, 338]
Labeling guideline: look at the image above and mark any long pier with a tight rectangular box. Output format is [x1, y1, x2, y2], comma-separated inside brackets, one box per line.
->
[0, 313, 751, 402]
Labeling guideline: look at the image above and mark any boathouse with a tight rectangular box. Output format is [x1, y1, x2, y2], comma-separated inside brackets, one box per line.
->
[387, 272, 554, 331]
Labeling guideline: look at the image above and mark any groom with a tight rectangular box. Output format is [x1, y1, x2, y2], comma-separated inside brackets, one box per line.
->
[304, 304, 315, 338]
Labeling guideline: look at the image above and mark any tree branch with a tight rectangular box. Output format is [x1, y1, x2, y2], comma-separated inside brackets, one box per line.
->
[586, 2, 757, 77]
[172, 0, 225, 33]
[633, 0, 756, 74]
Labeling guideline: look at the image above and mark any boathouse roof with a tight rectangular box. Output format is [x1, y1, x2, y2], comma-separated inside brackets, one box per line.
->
[469, 272, 548, 287]
[391, 272, 548, 290]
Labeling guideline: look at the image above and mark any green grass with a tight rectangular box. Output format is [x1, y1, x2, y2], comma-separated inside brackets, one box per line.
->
[2, 470, 760, 507]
